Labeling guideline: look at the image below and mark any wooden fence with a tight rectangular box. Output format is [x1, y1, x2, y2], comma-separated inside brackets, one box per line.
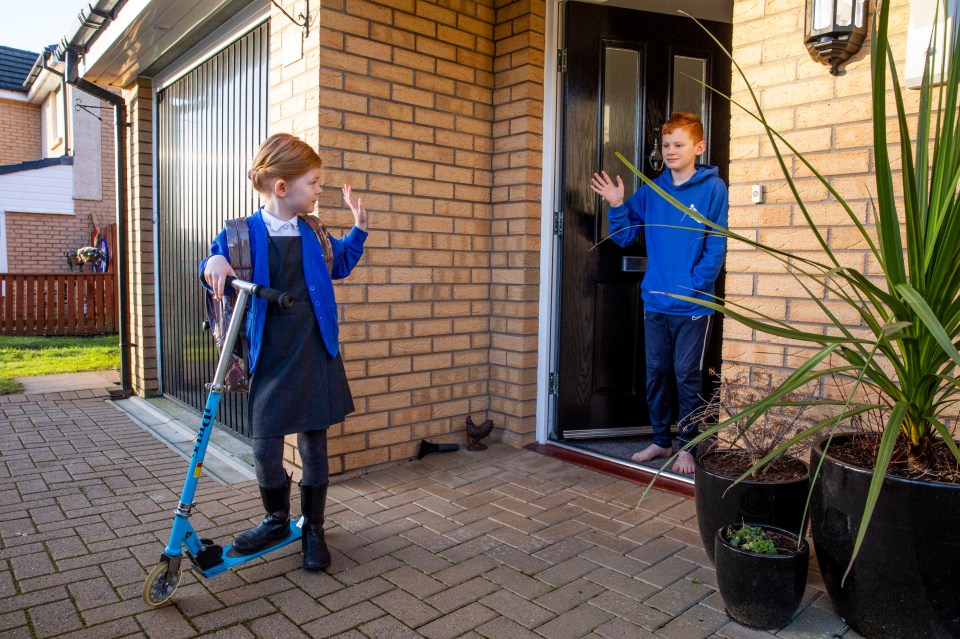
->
[0, 272, 117, 336]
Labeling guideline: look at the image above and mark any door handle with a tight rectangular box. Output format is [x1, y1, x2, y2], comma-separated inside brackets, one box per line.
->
[622, 256, 647, 272]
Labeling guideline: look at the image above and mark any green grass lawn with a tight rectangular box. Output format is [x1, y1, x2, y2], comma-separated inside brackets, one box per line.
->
[0, 335, 119, 394]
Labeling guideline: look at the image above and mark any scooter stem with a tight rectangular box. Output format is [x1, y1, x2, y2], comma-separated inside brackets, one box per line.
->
[211, 288, 251, 390]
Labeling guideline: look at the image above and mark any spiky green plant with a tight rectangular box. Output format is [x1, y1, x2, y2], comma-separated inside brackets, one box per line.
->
[625, 1, 960, 570]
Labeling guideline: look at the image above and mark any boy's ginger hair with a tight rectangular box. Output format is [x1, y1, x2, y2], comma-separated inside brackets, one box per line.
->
[662, 112, 704, 144]
[248, 133, 323, 194]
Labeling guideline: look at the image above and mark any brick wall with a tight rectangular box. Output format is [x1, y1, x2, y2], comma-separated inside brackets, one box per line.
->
[0, 98, 41, 165]
[310, 0, 501, 474]
[489, 0, 545, 446]
[725, 0, 918, 401]
[123, 79, 159, 396]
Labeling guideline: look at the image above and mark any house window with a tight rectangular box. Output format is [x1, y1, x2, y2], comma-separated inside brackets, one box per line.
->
[42, 84, 66, 157]
[905, 0, 959, 88]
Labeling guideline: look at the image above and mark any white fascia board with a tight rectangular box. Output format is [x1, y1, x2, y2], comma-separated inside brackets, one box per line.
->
[26, 68, 62, 105]
[0, 165, 75, 216]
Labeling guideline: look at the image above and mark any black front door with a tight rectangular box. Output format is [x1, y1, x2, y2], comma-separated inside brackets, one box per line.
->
[555, 2, 731, 439]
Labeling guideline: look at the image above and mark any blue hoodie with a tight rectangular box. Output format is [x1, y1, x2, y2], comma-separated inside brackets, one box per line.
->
[608, 164, 727, 316]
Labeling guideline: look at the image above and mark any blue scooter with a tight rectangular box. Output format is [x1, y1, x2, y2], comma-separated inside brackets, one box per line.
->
[143, 278, 296, 607]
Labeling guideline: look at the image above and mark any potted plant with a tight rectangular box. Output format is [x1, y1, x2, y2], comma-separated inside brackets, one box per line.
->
[623, 3, 960, 637]
[692, 374, 811, 563]
[714, 523, 809, 630]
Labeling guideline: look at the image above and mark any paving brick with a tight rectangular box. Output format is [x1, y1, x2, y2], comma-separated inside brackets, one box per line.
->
[481, 565, 552, 600]
[534, 601, 615, 639]
[636, 556, 698, 589]
[645, 574, 714, 615]
[320, 577, 394, 612]
[136, 606, 196, 639]
[589, 589, 674, 631]
[593, 617, 660, 639]
[247, 612, 311, 638]
[425, 576, 499, 614]
[657, 603, 730, 639]
[417, 602, 497, 639]
[382, 565, 446, 598]
[356, 616, 422, 639]
[371, 588, 442, 628]
[193, 598, 278, 633]
[28, 598, 84, 638]
[535, 556, 599, 588]
[479, 589, 553, 628]
[68, 576, 121, 611]
[535, 580, 606, 615]
[269, 588, 330, 625]
[476, 616, 542, 639]
[301, 602, 385, 638]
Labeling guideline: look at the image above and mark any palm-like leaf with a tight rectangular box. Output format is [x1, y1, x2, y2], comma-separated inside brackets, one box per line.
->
[623, 1, 960, 569]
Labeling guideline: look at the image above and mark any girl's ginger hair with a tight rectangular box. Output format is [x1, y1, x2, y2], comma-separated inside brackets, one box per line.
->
[662, 112, 704, 144]
[247, 133, 323, 193]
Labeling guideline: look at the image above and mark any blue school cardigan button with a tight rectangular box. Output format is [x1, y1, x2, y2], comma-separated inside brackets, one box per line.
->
[314, 301, 321, 307]
[319, 317, 325, 322]
[309, 286, 315, 291]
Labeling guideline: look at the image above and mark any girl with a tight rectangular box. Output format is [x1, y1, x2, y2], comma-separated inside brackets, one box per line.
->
[200, 133, 368, 571]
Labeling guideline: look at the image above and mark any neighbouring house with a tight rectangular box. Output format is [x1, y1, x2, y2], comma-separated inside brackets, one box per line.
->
[0, 44, 116, 275]
[50, 0, 949, 478]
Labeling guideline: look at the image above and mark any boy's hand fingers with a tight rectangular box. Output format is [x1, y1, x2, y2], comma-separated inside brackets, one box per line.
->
[616, 175, 624, 188]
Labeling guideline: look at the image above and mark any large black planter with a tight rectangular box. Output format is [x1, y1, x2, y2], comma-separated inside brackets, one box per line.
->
[695, 451, 809, 563]
[714, 524, 809, 629]
[810, 434, 960, 639]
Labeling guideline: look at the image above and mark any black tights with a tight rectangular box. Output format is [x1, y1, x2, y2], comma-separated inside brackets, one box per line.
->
[253, 429, 329, 487]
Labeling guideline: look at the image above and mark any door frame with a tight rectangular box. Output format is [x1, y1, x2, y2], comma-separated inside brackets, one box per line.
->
[535, 0, 733, 445]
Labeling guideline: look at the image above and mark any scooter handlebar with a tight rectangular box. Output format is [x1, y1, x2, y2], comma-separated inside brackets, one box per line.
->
[226, 277, 295, 309]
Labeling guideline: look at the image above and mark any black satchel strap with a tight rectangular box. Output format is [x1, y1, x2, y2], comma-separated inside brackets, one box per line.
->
[298, 214, 335, 275]
[224, 218, 252, 281]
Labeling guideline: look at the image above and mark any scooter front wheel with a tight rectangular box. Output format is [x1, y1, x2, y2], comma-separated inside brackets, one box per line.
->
[142, 560, 182, 607]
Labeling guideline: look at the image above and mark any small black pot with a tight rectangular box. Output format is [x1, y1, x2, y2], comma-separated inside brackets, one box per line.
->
[715, 524, 809, 630]
[810, 434, 960, 639]
[695, 451, 810, 563]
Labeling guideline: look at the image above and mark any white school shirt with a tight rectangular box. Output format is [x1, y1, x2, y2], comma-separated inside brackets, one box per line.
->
[260, 208, 301, 237]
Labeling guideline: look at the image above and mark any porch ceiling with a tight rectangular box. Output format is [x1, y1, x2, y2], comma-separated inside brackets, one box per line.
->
[575, 0, 733, 23]
[80, 0, 261, 87]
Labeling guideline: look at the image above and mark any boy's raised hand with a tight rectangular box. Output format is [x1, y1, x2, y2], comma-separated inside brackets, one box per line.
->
[590, 170, 625, 208]
[342, 184, 368, 232]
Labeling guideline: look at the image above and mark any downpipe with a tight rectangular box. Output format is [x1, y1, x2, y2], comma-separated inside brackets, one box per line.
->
[63, 49, 132, 396]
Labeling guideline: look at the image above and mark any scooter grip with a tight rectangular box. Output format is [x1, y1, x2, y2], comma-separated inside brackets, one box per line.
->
[225, 277, 295, 309]
[255, 286, 295, 309]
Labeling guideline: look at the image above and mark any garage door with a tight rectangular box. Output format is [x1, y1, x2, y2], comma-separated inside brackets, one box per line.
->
[157, 22, 268, 438]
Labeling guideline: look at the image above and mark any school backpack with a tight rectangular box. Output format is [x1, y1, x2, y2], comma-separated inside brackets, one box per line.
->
[204, 215, 335, 392]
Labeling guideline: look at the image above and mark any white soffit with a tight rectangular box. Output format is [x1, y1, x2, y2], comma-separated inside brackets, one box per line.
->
[81, 0, 256, 86]
[571, 0, 734, 23]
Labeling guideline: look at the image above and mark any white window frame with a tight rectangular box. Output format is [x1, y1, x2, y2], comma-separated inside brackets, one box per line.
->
[906, 0, 959, 89]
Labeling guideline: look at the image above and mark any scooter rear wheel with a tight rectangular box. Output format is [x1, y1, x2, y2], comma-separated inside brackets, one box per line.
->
[142, 560, 182, 607]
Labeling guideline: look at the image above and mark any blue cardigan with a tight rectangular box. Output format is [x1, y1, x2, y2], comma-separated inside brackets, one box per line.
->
[199, 209, 367, 374]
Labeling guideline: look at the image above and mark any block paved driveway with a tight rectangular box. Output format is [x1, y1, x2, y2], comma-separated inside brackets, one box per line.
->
[0, 387, 862, 639]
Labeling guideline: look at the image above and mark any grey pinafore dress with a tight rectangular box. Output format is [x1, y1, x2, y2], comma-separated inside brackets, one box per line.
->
[247, 235, 354, 438]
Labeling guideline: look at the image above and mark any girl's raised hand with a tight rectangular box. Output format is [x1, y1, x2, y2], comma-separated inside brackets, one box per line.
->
[342, 184, 368, 231]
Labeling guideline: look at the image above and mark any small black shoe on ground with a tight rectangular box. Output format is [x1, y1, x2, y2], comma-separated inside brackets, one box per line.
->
[300, 483, 330, 571]
[232, 474, 292, 555]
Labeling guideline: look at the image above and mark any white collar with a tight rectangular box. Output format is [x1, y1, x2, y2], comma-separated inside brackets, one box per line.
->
[260, 208, 300, 236]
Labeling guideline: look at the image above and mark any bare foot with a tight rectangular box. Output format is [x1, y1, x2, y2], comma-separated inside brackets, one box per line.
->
[672, 450, 695, 474]
[630, 444, 672, 464]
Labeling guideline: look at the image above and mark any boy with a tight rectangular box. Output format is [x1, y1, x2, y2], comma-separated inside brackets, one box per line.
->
[590, 112, 727, 474]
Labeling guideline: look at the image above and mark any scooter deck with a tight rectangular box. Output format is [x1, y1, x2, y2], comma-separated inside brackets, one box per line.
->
[198, 518, 304, 578]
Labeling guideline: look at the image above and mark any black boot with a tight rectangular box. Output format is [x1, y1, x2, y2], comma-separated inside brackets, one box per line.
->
[232, 474, 292, 555]
[300, 483, 330, 571]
